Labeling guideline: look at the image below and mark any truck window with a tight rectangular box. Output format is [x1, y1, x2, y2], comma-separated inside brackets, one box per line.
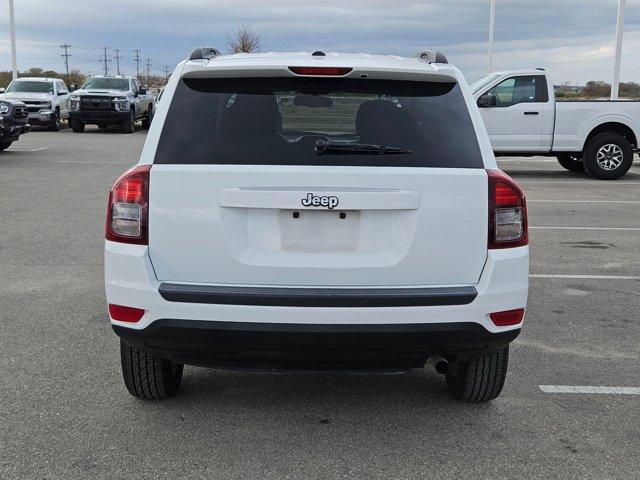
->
[485, 76, 543, 107]
[155, 77, 484, 169]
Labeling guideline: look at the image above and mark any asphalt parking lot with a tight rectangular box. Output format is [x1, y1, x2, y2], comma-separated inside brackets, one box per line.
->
[1, 126, 639, 479]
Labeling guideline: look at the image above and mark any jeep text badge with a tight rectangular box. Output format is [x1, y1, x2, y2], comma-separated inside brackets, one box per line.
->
[301, 193, 339, 210]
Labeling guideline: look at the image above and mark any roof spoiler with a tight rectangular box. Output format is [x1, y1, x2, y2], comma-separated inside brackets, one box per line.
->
[189, 47, 221, 61]
[413, 50, 448, 64]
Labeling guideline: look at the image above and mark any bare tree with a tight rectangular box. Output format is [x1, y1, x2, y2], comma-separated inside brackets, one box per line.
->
[226, 24, 260, 53]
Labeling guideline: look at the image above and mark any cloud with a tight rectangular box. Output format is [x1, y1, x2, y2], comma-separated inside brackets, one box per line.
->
[1, 0, 639, 83]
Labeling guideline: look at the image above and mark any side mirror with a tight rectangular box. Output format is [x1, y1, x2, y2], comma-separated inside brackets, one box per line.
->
[58, 90, 68, 96]
[477, 94, 496, 108]
[0, 87, 5, 94]
[139, 87, 147, 95]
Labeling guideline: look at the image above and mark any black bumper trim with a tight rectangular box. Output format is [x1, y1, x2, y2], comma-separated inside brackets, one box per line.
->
[158, 283, 478, 308]
[70, 111, 129, 122]
[114, 320, 519, 370]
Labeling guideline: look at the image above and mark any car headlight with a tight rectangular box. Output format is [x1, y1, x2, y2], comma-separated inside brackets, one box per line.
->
[42, 101, 52, 110]
[0, 102, 9, 115]
[113, 98, 129, 111]
[69, 97, 80, 111]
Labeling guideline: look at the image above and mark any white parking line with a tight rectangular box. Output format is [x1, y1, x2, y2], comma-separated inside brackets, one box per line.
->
[529, 200, 640, 204]
[540, 385, 640, 395]
[530, 226, 640, 231]
[498, 158, 558, 163]
[530, 274, 640, 280]
[7, 147, 47, 152]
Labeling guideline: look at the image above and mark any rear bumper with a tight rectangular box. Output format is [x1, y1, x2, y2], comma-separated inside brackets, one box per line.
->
[113, 319, 520, 370]
[105, 241, 529, 368]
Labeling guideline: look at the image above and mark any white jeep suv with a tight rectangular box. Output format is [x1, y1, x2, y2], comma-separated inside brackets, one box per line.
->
[105, 48, 529, 402]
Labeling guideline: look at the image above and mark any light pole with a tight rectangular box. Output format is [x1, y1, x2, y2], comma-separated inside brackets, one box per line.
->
[611, 0, 626, 100]
[8, 0, 18, 80]
[488, 0, 496, 73]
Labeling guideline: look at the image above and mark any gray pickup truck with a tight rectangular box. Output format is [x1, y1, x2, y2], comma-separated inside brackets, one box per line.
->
[0, 99, 30, 152]
[68, 75, 154, 133]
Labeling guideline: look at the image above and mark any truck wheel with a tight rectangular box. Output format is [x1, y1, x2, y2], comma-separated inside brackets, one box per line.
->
[70, 118, 85, 133]
[121, 110, 135, 133]
[0, 140, 12, 151]
[445, 347, 509, 402]
[49, 110, 61, 132]
[141, 108, 151, 130]
[556, 153, 585, 172]
[120, 340, 183, 399]
[583, 132, 634, 180]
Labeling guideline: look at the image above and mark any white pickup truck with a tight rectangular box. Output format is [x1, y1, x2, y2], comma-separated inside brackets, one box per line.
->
[0, 77, 70, 131]
[472, 70, 640, 179]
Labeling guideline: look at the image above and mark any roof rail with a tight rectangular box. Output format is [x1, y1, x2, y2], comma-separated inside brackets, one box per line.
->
[413, 50, 448, 64]
[189, 47, 221, 61]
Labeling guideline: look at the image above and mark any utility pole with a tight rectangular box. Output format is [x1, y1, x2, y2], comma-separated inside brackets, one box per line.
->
[163, 66, 170, 83]
[611, 0, 626, 100]
[114, 49, 122, 75]
[133, 49, 142, 79]
[145, 58, 152, 87]
[99, 46, 111, 75]
[488, 0, 496, 73]
[8, 0, 18, 80]
[60, 44, 72, 82]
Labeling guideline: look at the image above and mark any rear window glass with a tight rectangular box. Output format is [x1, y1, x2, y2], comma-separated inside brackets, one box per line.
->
[155, 77, 483, 168]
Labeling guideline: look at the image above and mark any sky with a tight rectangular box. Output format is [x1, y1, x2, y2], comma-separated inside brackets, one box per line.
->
[1, 0, 639, 85]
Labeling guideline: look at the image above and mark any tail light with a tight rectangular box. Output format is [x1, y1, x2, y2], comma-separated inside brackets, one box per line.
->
[105, 165, 150, 245]
[289, 66, 353, 76]
[487, 170, 528, 249]
[490, 308, 525, 326]
[108, 304, 145, 323]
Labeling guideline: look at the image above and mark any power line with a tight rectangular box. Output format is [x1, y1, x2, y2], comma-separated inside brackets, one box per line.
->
[133, 49, 142, 79]
[114, 48, 122, 75]
[60, 43, 71, 82]
[99, 46, 111, 75]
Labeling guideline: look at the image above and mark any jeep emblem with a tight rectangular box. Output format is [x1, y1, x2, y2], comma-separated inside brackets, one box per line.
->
[301, 193, 339, 210]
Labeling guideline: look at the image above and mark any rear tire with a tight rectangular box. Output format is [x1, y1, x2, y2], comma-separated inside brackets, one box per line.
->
[121, 110, 135, 133]
[120, 340, 183, 399]
[445, 347, 509, 402]
[556, 153, 585, 172]
[70, 118, 85, 133]
[582, 132, 633, 180]
[0, 140, 12, 151]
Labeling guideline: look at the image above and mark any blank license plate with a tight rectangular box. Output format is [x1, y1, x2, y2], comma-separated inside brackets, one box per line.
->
[279, 210, 361, 252]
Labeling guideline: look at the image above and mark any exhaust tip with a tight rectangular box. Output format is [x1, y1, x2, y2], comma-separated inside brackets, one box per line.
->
[427, 356, 449, 375]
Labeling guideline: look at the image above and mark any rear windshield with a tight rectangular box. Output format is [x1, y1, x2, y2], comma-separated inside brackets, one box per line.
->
[155, 77, 483, 168]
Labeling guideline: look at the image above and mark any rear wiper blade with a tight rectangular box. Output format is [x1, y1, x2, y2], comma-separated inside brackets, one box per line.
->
[315, 140, 413, 156]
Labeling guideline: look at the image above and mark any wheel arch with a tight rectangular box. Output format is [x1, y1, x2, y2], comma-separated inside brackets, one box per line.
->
[583, 120, 638, 151]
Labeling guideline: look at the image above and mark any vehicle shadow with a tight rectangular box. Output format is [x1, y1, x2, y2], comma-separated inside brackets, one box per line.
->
[142, 366, 499, 413]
